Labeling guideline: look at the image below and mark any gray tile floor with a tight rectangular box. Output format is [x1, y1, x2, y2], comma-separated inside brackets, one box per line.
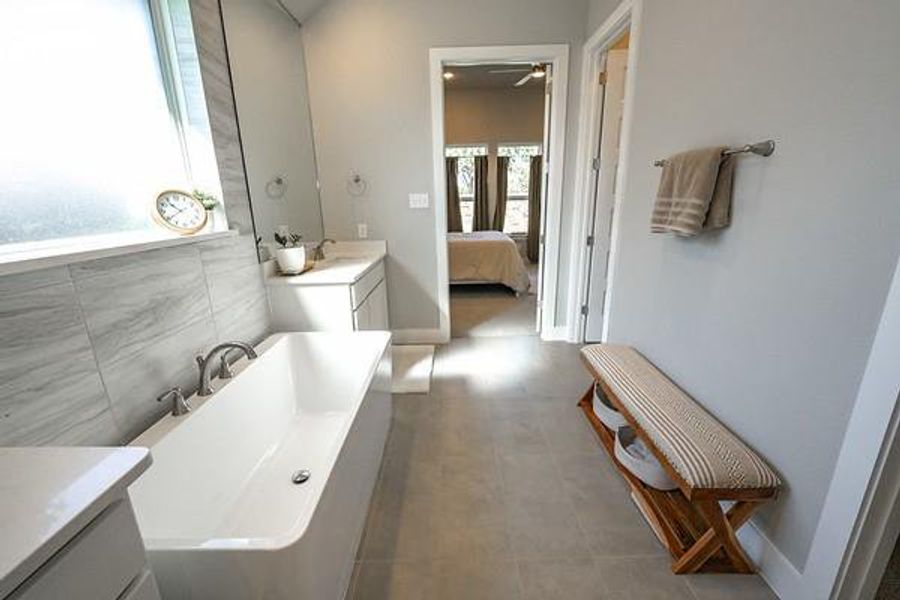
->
[348, 336, 779, 599]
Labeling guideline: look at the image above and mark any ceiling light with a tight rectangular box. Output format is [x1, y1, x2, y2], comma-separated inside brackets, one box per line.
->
[443, 71, 455, 80]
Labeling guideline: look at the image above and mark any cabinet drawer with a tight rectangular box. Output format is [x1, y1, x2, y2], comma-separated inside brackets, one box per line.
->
[11, 499, 147, 600]
[350, 260, 385, 310]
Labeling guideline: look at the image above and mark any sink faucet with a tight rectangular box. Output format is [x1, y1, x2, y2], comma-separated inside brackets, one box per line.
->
[196, 341, 258, 396]
[312, 238, 336, 261]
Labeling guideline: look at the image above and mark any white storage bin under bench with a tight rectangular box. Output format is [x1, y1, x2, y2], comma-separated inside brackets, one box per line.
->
[577, 344, 782, 575]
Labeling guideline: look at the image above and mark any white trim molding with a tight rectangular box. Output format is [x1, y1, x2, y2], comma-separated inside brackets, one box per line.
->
[566, 0, 643, 343]
[800, 255, 900, 600]
[391, 328, 445, 345]
[429, 44, 569, 343]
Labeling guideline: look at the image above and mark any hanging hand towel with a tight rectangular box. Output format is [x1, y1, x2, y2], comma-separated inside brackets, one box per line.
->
[651, 147, 735, 236]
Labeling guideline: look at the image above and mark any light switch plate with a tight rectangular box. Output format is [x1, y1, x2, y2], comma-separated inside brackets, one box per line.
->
[357, 223, 368, 239]
[409, 193, 429, 209]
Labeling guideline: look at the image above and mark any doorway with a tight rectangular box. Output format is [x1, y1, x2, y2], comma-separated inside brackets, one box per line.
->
[568, 1, 639, 344]
[582, 30, 630, 342]
[441, 63, 548, 338]
[429, 45, 570, 343]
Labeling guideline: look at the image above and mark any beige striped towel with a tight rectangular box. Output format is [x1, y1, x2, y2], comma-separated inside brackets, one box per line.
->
[651, 147, 735, 236]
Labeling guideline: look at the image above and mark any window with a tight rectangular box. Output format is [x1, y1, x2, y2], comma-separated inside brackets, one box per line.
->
[0, 0, 223, 262]
[498, 144, 542, 235]
[446, 145, 487, 233]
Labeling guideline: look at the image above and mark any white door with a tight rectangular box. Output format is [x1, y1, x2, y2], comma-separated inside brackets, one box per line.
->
[584, 48, 628, 341]
[534, 63, 553, 333]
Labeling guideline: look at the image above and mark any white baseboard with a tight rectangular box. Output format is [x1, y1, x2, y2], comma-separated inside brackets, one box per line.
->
[541, 325, 571, 341]
[738, 519, 803, 599]
[391, 328, 445, 345]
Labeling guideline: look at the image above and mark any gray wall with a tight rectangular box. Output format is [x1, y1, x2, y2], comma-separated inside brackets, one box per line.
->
[444, 86, 545, 146]
[300, 0, 590, 332]
[603, 0, 900, 568]
[586, 0, 620, 36]
[0, 0, 270, 446]
[221, 0, 325, 244]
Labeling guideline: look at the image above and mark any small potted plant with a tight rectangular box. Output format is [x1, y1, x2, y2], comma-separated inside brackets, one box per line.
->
[273, 230, 307, 274]
[192, 189, 219, 210]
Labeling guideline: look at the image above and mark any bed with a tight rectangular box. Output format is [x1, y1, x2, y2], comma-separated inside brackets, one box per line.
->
[448, 231, 531, 294]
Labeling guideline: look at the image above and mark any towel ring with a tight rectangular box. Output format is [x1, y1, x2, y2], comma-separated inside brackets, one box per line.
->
[266, 175, 287, 199]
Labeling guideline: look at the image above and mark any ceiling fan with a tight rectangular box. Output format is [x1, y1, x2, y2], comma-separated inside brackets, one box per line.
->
[488, 64, 547, 87]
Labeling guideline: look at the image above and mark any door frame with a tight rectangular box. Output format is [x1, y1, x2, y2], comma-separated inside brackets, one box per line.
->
[429, 44, 569, 342]
[566, 0, 643, 343]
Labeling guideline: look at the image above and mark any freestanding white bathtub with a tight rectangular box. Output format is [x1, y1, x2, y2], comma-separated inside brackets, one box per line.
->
[129, 331, 392, 600]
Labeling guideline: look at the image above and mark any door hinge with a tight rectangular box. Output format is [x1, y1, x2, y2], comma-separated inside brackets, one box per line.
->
[586, 235, 594, 247]
[581, 304, 589, 316]
[591, 157, 600, 171]
[598, 71, 607, 85]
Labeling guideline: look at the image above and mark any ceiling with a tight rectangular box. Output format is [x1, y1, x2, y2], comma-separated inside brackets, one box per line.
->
[443, 64, 548, 90]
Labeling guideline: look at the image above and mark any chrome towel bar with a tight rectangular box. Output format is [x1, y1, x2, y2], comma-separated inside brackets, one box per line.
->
[653, 139, 775, 167]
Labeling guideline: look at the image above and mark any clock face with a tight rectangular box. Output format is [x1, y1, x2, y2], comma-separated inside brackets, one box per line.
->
[154, 190, 208, 234]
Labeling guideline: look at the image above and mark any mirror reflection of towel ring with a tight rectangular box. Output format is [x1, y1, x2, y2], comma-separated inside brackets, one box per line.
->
[266, 175, 287, 199]
[346, 172, 368, 197]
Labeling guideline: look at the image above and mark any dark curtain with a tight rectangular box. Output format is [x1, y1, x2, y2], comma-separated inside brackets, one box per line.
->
[526, 155, 543, 262]
[472, 155, 490, 231]
[492, 156, 509, 231]
[445, 157, 462, 232]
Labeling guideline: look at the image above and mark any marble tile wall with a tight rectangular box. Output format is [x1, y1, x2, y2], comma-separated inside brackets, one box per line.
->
[0, 0, 270, 446]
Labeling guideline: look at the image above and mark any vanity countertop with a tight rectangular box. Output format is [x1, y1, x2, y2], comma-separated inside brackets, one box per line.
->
[265, 241, 386, 287]
[0, 447, 152, 598]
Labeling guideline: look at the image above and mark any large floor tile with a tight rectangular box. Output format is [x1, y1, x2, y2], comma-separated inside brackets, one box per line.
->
[686, 573, 779, 600]
[351, 561, 434, 600]
[505, 497, 592, 560]
[517, 558, 611, 600]
[434, 558, 522, 600]
[498, 452, 568, 504]
[594, 556, 696, 600]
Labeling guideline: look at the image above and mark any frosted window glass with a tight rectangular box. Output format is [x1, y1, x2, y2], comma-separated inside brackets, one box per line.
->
[0, 0, 194, 246]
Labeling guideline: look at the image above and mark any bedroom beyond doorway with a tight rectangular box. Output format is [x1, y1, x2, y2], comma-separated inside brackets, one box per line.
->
[442, 62, 549, 338]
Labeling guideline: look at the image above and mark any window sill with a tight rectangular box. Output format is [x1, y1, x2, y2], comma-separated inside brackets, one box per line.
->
[0, 229, 239, 277]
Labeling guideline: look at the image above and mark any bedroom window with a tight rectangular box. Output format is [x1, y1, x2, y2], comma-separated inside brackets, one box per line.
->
[498, 144, 542, 235]
[446, 145, 487, 233]
[0, 0, 223, 266]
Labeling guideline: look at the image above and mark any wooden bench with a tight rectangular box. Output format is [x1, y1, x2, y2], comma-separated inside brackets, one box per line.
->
[577, 344, 781, 574]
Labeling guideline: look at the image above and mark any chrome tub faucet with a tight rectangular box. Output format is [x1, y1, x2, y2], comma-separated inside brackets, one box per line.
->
[196, 341, 258, 396]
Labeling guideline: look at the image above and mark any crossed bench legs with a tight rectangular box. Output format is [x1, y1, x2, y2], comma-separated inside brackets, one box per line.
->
[577, 385, 767, 574]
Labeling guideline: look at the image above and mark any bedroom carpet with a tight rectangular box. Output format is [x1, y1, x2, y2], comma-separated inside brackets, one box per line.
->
[450, 264, 539, 338]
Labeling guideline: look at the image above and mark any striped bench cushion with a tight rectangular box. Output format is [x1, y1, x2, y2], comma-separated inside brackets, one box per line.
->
[581, 344, 780, 492]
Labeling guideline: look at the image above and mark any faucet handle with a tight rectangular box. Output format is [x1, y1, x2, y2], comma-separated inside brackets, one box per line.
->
[157, 387, 191, 416]
[218, 354, 235, 379]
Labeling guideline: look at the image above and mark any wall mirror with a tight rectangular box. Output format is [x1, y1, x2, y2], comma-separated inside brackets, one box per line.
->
[220, 0, 324, 262]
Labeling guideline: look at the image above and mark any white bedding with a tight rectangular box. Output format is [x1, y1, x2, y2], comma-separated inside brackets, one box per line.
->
[448, 231, 531, 293]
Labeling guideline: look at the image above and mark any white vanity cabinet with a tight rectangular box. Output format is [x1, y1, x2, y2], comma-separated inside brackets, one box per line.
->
[266, 246, 389, 333]
[0, 448, 159, 600]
